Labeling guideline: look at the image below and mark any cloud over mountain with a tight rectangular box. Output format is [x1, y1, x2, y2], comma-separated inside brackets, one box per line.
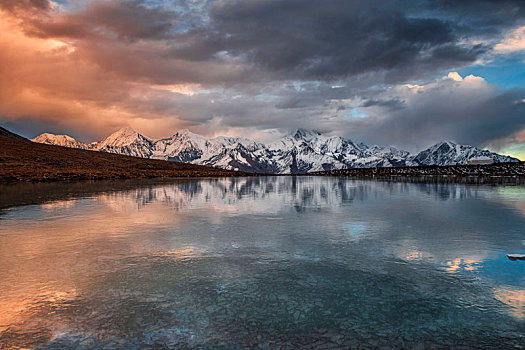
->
[0, 0, 524, 158]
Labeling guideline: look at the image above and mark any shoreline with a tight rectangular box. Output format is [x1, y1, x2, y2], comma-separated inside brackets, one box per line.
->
[311, 174, 525, 185]
[308, 162, 525, 185]
[5, 172, 525, 185]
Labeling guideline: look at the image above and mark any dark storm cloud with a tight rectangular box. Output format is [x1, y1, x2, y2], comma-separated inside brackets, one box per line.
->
[360, 99, 404, 110]
[435, 0, 525, 24]
[1, 0, 525, 150]
[10, 0, 521, 85]
[28, 0, 177, 41]
[348, 78, 525, 150]
[151, 76, 525, 151]
[168, 0, 486, 82]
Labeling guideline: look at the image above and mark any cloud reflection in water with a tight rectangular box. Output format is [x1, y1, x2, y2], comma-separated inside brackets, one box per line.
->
[0, 177, 524, 348]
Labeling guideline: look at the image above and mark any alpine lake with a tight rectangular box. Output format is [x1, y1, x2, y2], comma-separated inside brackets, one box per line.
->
[1, 176, 525, 349]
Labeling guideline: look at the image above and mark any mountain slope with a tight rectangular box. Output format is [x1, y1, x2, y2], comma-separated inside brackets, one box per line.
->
[412, 141, 517, 166]
[32, 128, 520, 174]
[1, 132, 249, 183]
[95, 127, 154, 158]
[0, 126, 27, 140]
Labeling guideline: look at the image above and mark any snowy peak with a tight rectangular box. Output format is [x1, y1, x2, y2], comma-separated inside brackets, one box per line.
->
[32, 133, 91, 149]
[292, 129, 322, 140]
[364, 145, 409, 158]
[173, 128, 205, 140]
[31, 128, 520, 173]
[96, 127, 151, 148]
[428, 141, 458, 155]
[93, 127, 154, 158]
[33, 133, 75, 144]
[412, 141, 518, 166]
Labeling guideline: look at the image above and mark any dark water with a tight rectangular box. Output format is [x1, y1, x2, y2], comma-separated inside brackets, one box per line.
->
[1, 177, 525, 349]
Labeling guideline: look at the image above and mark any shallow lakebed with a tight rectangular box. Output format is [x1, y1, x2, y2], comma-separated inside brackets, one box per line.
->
[1, 177, 524, 348]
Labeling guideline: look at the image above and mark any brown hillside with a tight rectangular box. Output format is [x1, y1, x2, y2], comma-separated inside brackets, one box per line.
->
[0, 126, 27, 140]
[0, 136, 251, 183]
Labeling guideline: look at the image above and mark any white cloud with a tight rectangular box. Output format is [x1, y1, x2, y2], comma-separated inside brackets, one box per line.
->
[463, 74, 485, 84]
[442, 72, 487, 87]
[347, 71, 525, 151]
[403, 83, 424, 92]
[495, 26, 525, 52]
[445, 71, 463, 81]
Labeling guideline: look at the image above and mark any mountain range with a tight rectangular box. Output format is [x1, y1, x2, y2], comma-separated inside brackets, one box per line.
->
[33, 127, 519, 174]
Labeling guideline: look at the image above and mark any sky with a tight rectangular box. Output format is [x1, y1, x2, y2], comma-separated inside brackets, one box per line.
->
[1, 0, 525, 158]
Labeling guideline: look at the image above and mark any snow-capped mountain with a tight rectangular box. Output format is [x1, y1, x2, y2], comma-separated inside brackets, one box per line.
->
[360, 145, 415, 168]
[32, 128, 154, 157]
[412, 141, 517, 166]
[151, 129, 277, 172]
[32, 133, 94, 149]
[32, 128, 520, 174]
[96, 127, 155, 158]
[266, 129, 370, 173]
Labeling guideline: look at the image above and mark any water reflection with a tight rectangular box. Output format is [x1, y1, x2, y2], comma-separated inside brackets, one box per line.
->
[495, 288, 525, 319]
[444, 258, 480, 273]
[1, 177, 525, 348]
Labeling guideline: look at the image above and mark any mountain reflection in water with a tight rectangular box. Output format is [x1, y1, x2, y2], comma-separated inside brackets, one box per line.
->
[0, 177, 524, 348]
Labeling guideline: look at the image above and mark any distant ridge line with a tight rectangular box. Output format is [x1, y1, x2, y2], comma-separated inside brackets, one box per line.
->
[30, 127, 521, 174]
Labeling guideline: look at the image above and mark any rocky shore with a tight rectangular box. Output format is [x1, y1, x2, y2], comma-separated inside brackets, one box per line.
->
[309, 162, 525, 184]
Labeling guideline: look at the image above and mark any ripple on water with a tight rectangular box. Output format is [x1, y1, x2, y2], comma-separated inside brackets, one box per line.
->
[0, 177, 524, 348]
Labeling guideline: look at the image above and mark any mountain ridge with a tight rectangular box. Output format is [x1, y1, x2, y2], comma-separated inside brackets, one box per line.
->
[0, 126, 27, 140]
[0, 131, 249, 183]
[32, 128, 519, 174]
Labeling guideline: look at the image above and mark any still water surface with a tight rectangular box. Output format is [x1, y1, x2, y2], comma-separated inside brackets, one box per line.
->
[1, 177, 525, 348]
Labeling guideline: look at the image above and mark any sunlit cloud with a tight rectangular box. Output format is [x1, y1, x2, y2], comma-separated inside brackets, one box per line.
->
[495, 26, 525, 52]
[0, 0, 524, 152]
[150, 84, 201, 96]
[446, 71, 464, 82]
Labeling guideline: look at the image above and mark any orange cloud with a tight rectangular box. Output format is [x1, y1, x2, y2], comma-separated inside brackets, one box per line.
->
[0, 6, 193, 139]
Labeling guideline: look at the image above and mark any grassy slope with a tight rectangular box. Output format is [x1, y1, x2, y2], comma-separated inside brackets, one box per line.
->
[0, 136, 251, 183]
